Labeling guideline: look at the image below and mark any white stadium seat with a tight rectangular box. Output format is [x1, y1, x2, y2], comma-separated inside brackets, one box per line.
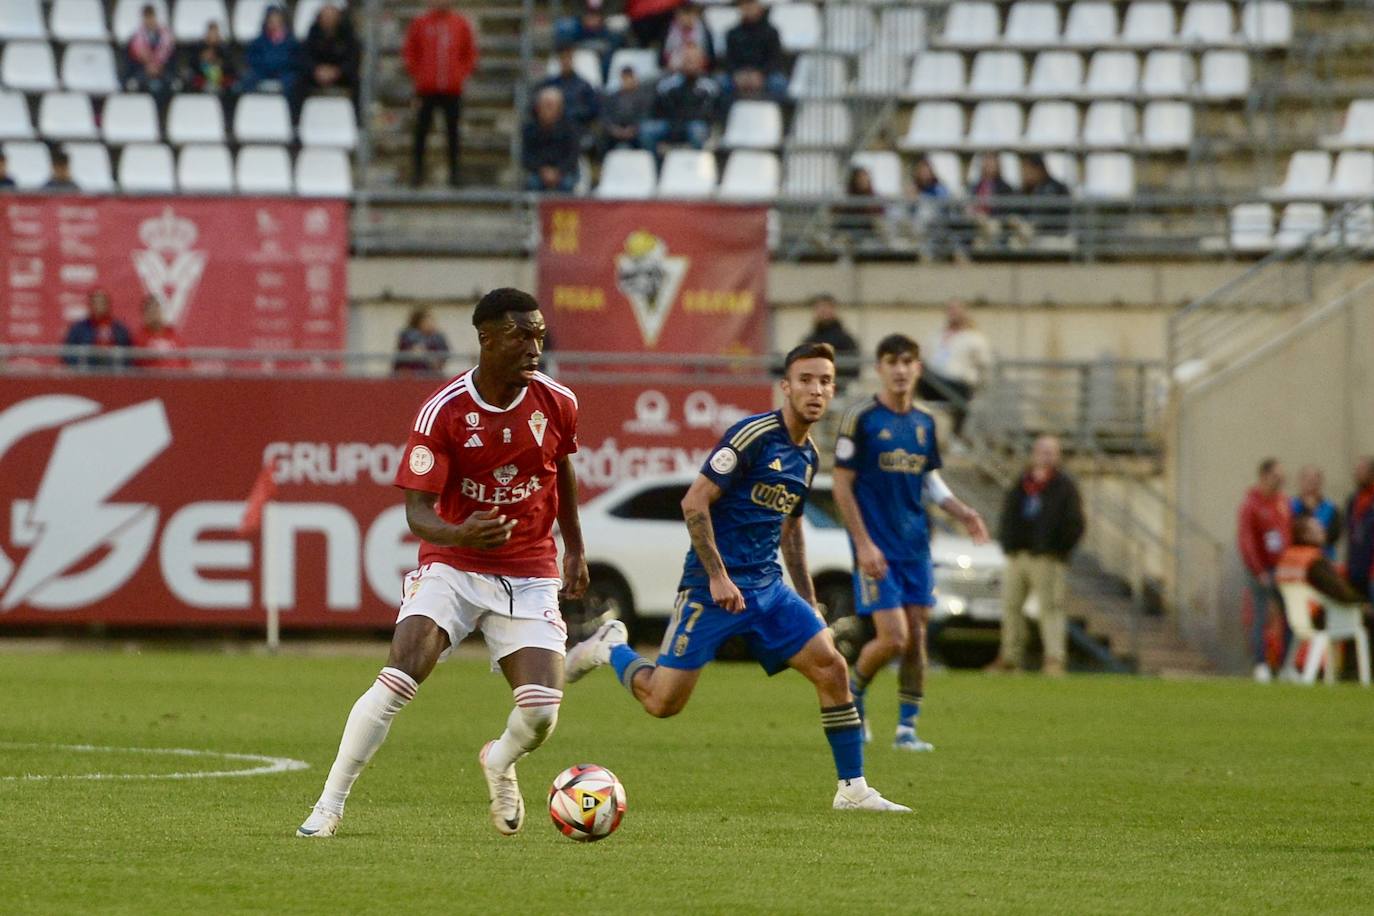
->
[968, 51, 1027, 97]
[721, 100, 783, 149]
[62, 43, 120, 95]
[173, 0, 230, 42]
[1083, 101, 1138, 147]
[789, 102, 852, 149]
[1062, 2, 1118, 48]
[1321, 99, 1374, 149]
[1028, 52, 1085, 97]
[1200, 50, 1250, 100]
[1229, 203, 1274, 252]
[1325, 151, 1374, 200]
[1266, 150, 1331, 200]
[1085, 51, 1140, 97]
[1045, 151, 1080, 189]
[0, 92, 36, 141]
[294, 0, 338, 38]
[546, 49, 603, 89]
[788, 54, 848, 99]
[0, 0, 46, 40]
[877, 8, 927, 56]
[51, 0, 110, 41]
[850, 151, 903, 197]
[234, 94, 293, 143]
[113, 0, 168, 43]
[657, 149, 717, 198]
[605, 49, 659, 92]
[906, 52, 966, 98]
[927, 150, 965, 198]
[823, 5, 876, 54]
[595, 148, 657, 199]
[118, 142, 175, 191]
[295, 147, 352, 196]
[1141, 51, 1195, 97]
[1118, 2, 1177, 48]
[1142, 101, 1193, 149]
[167, 94, 226, 144]
[855, 49, 906, 96]
[177, 144, 235, 192]
[64, 142, 114, 192]
[39, 92, 99, 141]
[964, 101, 1025, 148]
[1003, 3, 1061, 47]
[102, 94, 160, 143]
[236, 144, 293, 193]
[941, 2, 1000, 48]
[772, 3, 822, 53]
[1023, 101, 1080, 148]
[703, 7, 740, 57]
[1179, 2, 1236, 45]
[1275, 203, 1325, 249]
[299, 97, 357, 149]
[899, 101, 965, 150]
[3, 141, 52, 187]
[719, 150, 781, 199]
[1241, 1, 1292, 48]
[783, 151, 841, 197]
[233, 0, 273, 42]
[2, 42, 59, 94]
[1082, 152, 1134, 198]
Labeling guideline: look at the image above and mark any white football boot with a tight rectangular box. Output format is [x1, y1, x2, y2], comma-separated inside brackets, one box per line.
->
[833, 778, 912, 813]
[564, 619, 628, 684]
[479, 740, 525, 836]
[295, 806, 341, 838]
[893, 727, 935, 752]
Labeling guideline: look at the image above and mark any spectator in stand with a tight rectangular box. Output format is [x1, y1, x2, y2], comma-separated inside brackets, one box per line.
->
[44, 152, 79, 191]
[906, 155, 951, 250]
[125, 4, 176, 107]
[969, 151, 1013, 214]
[538, 43, 601, 138]
[1014, 153, 1070, 234]
[627, 0, 683, 50]
[0, 153, 14, 190]
[918, 300, 993, 443]
[989, 434, 1086, 677]
[912, 156, 949, 201]
[641, 47, 720, 154]
[797, 293, 860, 391]
[522, 87, 581, 193]
[303, 3, 360, 100]
[662, 3, 714, 71]
[134, 296, 189, 369]
[404, 0, 479, 188]
[834, 167, 886, 245]
[1237, 457, 1292, 683]
[242, 6, 304, 111]
[183, 22, 237, 101]
[1292, 465, 1342, 561]
[392, 306, 451, 374]
[62, 289, 133, 370]
[1346, 457, 1374, 604]
[723, 0, 785, 102]
[600, 66, 653, 154]
[554, 0, 624, 80]
[1276, 517, 1367, 616]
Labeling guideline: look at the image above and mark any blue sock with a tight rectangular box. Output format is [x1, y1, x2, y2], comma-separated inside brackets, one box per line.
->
[821, 703, 864, 780]
[610, 644, 652, 694]
[898, 692, 921, 730]
[849, 679, 867, 724]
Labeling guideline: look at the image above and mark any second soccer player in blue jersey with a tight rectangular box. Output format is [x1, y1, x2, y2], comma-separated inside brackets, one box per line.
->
[833, 333, 989, 751]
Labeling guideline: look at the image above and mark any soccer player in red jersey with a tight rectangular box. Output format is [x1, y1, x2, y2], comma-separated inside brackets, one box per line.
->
[297, 288, 588, 838]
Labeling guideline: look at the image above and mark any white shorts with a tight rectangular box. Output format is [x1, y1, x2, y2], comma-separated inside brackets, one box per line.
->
[396, 563, 568, 668]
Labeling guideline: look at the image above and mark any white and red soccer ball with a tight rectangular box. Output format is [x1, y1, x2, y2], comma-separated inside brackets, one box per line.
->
[548, 764, 626, 842]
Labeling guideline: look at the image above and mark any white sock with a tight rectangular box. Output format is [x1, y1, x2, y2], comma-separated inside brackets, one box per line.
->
[484, 684, 562, 773]
[315, 667, 417, 816]
[838, 776, 870, 796]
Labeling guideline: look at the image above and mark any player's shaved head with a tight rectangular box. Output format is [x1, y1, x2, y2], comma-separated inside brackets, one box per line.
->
[472, 287, 540, 327]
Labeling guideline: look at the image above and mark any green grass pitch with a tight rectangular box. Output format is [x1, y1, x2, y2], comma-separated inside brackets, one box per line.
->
[2, 650, 1372, 914]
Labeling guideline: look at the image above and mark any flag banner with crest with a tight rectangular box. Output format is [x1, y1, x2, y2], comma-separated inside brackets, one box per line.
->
[1, 197, 347, 350]
[536, 201, 769, 356]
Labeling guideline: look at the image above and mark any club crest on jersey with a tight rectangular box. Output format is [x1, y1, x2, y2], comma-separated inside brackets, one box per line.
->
[409, 445, 435, 475]
[528, 410, 548, 446]
[494, 463, 519, 485]
[768, 457, 783, 472]
[465, 411, 481, 429]
[916, 426, 926, 446]
[464, 433, 482, 448]
[503, 428, 512, 443]
[878, 428, 893, 441]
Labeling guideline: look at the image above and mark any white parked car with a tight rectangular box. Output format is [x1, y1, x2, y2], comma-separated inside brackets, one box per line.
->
[575, 472, 1008, 636]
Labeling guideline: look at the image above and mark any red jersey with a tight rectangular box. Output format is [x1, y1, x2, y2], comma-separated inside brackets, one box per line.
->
[393, 369, 578, 578]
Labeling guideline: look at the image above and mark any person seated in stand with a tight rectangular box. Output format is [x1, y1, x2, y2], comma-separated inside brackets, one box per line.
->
[44, 152, 80, 191]
[1276, 517, 1368, 634]
[833, 167, 887, 246]
[134, 296, 190, 370]
[125, 3, 176, 107]
[242, 5, 304, 114]
[641, 46, 720, 154]
[661, 2, 714, 71]
[62, 289, 133, 370]
[722, 0, 786, 102]
[304, 3, 361, 100]
[522, 87, 581, 193]
[536, 43, 601, 139]
[554, 0, 624, 81]
[392, 306, 451, 375]
[600, 66, 653, 155]
[1013, 153, 1071, 237]
[0, 153, 15, 190]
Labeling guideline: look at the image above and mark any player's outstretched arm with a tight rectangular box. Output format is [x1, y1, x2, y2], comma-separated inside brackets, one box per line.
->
[832, 466, 888, 581]
[926, 471, 990, 544]
[680, 475, 745, 613]
[403, 489, 517, 549]
[780, 516, 817, 607]
[554, 456, 589, 599]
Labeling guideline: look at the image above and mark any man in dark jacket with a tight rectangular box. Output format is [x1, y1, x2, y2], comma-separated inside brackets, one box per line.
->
[797, 293, 860, 391]
[537, 43, 600, 136]
[1347, 457, 1374, 603]
[522, 87, 580, 192]
[723, 0, 786, 101]
[600, 66, 653, 154]
[989, 435, 1085, 676]
[640, 46, 720, 153]
[1017, 153, 1070, 233]
[304, 3, 360, 95]
[62, 289, 133, 369]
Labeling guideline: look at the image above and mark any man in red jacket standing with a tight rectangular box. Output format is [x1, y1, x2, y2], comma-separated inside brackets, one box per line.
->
[404, 0, 478, 187]
[1237, 457, 1291, 683]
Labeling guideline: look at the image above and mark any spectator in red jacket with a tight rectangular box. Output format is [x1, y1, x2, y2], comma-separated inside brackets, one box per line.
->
[1347, 456, 1374, 604]
[403, 0, 478, 188]
[134, 296, 189, 370]
[627, 0, 683, 49]
[1237, 457, 1292, 682]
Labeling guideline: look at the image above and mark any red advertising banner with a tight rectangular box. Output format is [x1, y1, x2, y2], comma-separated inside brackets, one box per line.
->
[1, 196, 347, 350]
[0, 373, 771, 629]
[537, 200, 769, 356]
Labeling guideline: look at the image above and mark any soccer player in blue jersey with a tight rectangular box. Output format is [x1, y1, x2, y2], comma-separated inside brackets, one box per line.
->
[565, 343, 910, 812]
[832, 333, 989, 752]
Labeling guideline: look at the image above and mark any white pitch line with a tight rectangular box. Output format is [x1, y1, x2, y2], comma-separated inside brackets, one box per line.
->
[0, 742, 310, 782]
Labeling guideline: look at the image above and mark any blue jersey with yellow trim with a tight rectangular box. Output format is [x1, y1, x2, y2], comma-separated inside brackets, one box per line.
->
[833, 396, 942, 562]
[680, 410, 819, 591]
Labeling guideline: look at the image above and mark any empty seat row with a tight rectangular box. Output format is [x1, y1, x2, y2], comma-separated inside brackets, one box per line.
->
[595, 148, 782, 200]
[1, 140, 351, 195]
[1229, 203, 1370, 252]
[938, 1, 1291, 50]
[900, 100, 1193, 150]
[1264, 150, 1374, 201]
[1321, 100, 1374, 150]
[720, 100, 853, 150]
[0, 91, 355, 147]
[1, 41, 121, 94]
[0, 0, 342, 44]
[704, 5, 931, 57]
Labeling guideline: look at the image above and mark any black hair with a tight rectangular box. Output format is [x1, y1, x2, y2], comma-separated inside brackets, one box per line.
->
[783, 341, 835, 373]
[472, 287, 539, 327]
[808, 292, 837, 308]
[1258, 457, 1279, 477]
[51, 150, 70, 168]
[876, 333, 919, 361]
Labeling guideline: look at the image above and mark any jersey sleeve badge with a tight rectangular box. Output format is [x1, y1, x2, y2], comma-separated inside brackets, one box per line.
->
[409, 445, 435, 475]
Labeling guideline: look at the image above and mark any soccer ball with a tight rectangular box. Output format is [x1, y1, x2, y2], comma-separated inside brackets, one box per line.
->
[547, 764, 626, 842]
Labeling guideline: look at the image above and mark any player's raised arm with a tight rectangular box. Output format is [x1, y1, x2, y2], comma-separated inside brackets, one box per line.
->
[555, 455, 589, 599]
[779, 515, 816, 607]
[403, 489, 516, 549]
[832, 466, 887, 581]
[680, 475, 745, 613]
[925, 471, 990, 544]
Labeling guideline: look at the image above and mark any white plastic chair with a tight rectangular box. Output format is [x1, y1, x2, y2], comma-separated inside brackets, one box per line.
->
[1118, 2, 1177, 48]
[941, 2, 1000, 48]
[719, 150, 780, 199]
[824, 5, 876, 54]
[299, 97, 357, 148]
[2, 141, 52, 187]
[177, 143, 234, 192]
[1003, 3, 1060, 47]
[906, 51, 966, 98]
[545, 49, 604, 89]
[1279, 582, 1372, 685]
[721, 100, 783, 149]
[0, 91, 36, 141]
[968, 51, 1027, 97]
[1241, 1, 1292, 49]
[62, 43, 120, 95]
[235, 144, 293, 193]
[1325, 151, 1374, 201]
[1045, 151, 1079, 189]
[605, 49, 659, 92]
[173, 0, 230, 42]
[295, 147, 352, 196]
[1179, 1, 1236, 46]
[1084, 51, 1140, 97]
[64, 142, 114, 192]
[850, 151, 903, 197]
[1024, 101, 1080, 148]
[232, 0, 273, 42]
[1083, 101, 1138, 147]
[113, 0, 168, 43]
[1142, 101, 1192, 149]
[927, 150, 965, 197]
[1142, 51, 1195, 97]
[1082, 152, 1134, 199]
[772, 3, 822, 53]
[103, 93, 160, 143]
[234, 93, 293, 143]
[789, 102, 852, 148]
[854, 49, 906, 97]
[1027, 52, 1085, 97]
[1062, 2, 1117, 48]
[1274, 203, 1326, 248]
[51, 0, 110, 41]
[39, 92, 98, 141]
[1229, 202, 1274, 252]
[657, 149, 718, 198]
[595, 149, 657, 199]
[2, 42, 59, 93]
[964, 101, 1025, 149]
[1321, 100, 1374, 150]
[1200, 50, 1250, 100]
[703, 7, 740, 57]
[877, 8, 927, 56]
[899, 101, 965, 149]
[167, 94, 227, 144]
[117, 142, 175, 191]
[1266, 151, 1332, 200]
[782, 151, 841, 197]
[0, 0, 46, 40]
[789, 54, 848, 99]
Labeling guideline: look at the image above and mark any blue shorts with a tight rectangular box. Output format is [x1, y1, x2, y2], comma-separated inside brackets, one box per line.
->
[658, 578, 826, 675]
[854, 555, 936, 616]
